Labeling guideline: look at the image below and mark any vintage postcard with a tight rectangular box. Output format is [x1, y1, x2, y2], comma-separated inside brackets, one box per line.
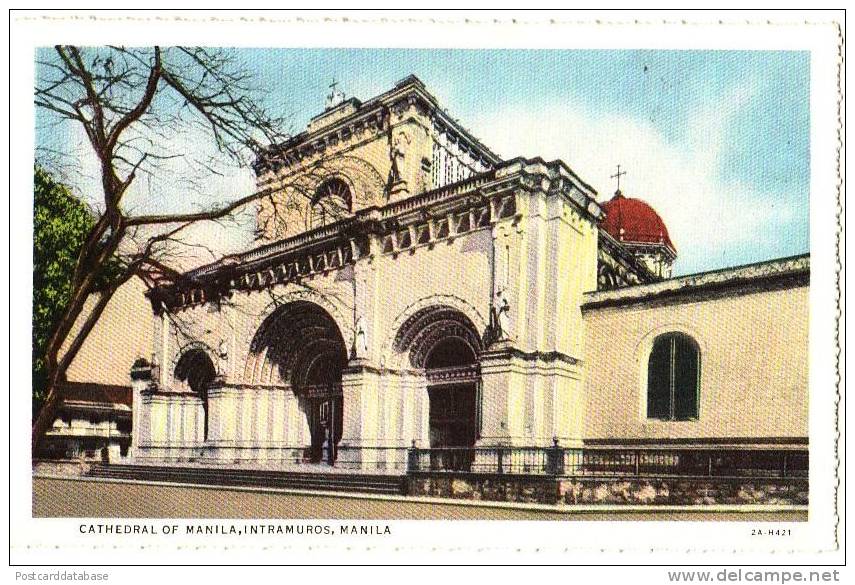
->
[8, 9, 845, 572]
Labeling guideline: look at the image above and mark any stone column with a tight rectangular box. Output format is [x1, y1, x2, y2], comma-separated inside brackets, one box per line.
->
[338, 363, 383, 470]
[205, 379, 231, 462]
[129, 358, 154, 460]
[549, 364, 586, 449]
[476, 345, 516, 448]
[400, 373, 429, 448]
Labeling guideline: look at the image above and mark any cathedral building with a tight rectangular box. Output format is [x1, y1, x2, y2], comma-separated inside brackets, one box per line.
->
[128, 76, 808, 499]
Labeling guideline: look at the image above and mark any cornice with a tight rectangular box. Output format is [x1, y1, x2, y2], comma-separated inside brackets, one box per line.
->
[149, 158, 603, 314]
[582, 254, 810, 310]
[255, 75, 501, 176]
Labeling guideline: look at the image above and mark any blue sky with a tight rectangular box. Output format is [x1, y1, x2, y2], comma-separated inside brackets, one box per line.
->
[37, 48, 810, 275]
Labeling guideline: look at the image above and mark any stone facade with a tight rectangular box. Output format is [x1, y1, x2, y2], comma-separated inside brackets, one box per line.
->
[135, 154, 603, 469]
[129, 76, 809, 486]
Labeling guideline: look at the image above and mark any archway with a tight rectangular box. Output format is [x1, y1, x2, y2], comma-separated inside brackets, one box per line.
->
[393, 305, 483, 470]
[249, 301, 347, 464]
[308, 177, 352, 229]
[174, 348, 216, 441]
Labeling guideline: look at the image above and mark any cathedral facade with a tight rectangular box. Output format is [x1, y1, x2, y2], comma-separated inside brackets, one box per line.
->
[130, 76, 808, 478]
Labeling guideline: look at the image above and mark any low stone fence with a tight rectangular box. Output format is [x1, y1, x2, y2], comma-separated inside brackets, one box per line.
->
[408, 473, 808, 506]
[406, 445, 809, 506]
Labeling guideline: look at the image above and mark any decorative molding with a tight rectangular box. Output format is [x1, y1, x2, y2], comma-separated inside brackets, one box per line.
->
[583, 254, 810, 310]
[149, 158, 600, 316]
[381, 297, 488, 370]
[254, 75, 501, 177]
[479, 346, 581, 366]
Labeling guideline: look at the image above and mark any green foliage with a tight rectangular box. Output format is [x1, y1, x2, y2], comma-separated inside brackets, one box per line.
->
[32, 166, 96, 416]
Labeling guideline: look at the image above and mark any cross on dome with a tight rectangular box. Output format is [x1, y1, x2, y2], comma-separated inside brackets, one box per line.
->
[610, 164, 627, 195]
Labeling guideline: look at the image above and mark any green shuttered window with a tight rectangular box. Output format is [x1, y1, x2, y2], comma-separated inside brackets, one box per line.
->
[646, 333, 700, 421]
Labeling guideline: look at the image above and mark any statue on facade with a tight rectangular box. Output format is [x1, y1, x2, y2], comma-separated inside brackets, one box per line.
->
[490, 289, 511, 342]
[216, 339, 229, 375]
[352, 315, 369, 359]
[387, 130, 411, 198]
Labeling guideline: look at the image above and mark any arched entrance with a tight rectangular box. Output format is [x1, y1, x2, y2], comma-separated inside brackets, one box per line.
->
[174, 348, 216, 441]
[393, 305, 483, 470]
[425, 337, 479, 449]
[248, 301, 347, 465]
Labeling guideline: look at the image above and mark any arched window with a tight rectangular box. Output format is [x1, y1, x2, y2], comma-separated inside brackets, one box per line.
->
[647, 332, 700, 421]
[310, 178, 352, 229]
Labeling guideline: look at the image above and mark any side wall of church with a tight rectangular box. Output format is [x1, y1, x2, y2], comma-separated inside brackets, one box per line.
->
[581, 284, 809, 442]
[63, 276, 153, 386]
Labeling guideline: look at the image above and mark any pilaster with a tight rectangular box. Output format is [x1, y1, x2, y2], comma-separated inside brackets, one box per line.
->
[129, 359, 154, 458]
[338, 363, 386, 469]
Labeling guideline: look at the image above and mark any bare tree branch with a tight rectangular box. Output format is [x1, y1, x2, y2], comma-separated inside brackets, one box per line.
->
[32, 45, 293, 452]
[125, 186, 274, 226]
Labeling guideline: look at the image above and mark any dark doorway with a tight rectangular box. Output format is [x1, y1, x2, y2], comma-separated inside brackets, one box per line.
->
[428, 384, 477, 448]
[302, 346, 346, 465]
[174, 348, 216, 441]
[307, 395, 343, 464]
[424, 335, 480, 471]
[250, 301, 348, 466]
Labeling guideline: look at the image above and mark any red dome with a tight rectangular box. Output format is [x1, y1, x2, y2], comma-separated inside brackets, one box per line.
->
[600, 192, 675, 252]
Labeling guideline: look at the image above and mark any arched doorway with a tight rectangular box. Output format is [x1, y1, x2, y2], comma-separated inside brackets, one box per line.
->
[248, 301, 347, 465]
[174, 348, 216, 441]
[394, 306, 483, 470]
[425, 337, 478, 450]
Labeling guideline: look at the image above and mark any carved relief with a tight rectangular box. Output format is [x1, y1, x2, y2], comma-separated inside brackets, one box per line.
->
[392, 305, 484, 369]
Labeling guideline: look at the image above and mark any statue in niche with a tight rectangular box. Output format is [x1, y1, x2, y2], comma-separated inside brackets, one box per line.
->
[491, 289, 511, 342]
[387, 130, 411, 192]
[216, 339, 229, 375]
[352, 315, 369, 359]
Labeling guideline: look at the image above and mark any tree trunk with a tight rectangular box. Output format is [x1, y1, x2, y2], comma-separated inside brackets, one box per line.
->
[31, 378, 65, 458]
[31, 247, 128, 455]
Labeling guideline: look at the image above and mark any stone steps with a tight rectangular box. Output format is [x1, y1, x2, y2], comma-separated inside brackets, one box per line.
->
[87, 464, 407, 495]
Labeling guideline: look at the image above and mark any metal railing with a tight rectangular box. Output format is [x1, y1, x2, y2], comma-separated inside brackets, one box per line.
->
[407, 444, 565, 475]
[406, 445, 809, 479]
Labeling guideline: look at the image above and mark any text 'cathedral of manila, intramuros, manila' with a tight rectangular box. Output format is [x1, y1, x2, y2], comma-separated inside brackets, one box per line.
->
[115, 76, 807, 505]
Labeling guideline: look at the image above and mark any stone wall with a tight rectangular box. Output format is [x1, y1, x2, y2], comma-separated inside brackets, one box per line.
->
[557, 477, 808, 506]
[408, 473, 808, 506]
[581, 280, 809, 442]
[408, 473, 562, 504]
[62, 277, 152, 386]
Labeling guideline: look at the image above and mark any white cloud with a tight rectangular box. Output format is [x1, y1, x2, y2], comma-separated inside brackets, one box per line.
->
[467, 97, 802, 275]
